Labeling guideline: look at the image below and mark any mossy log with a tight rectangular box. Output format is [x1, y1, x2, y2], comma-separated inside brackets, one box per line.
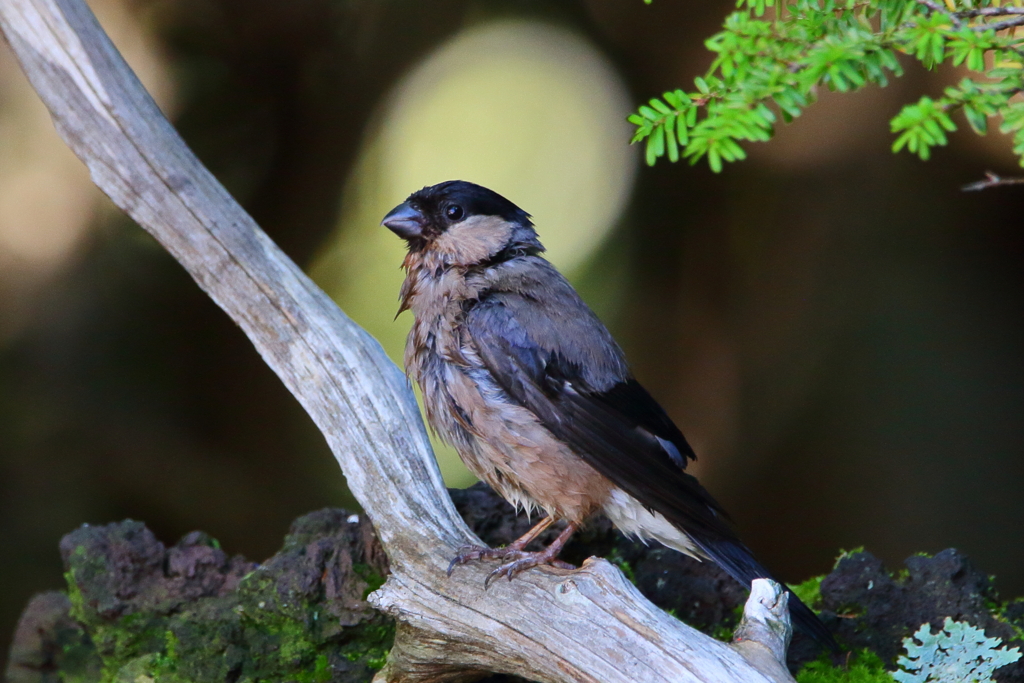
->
[9, 484, 1024, 682]
[8, 510, 391, 683]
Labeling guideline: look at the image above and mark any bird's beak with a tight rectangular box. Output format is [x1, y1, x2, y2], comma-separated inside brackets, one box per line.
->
[381, 201, 424, 241]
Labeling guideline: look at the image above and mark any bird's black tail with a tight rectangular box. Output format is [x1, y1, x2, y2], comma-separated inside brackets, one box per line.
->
[692, 535, 840, 652]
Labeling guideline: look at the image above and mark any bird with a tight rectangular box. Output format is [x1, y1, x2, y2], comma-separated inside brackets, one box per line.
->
[382, 179, 838, 650]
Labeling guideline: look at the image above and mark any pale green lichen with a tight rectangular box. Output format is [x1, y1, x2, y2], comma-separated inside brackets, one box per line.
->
[892, 618, 1021, 683]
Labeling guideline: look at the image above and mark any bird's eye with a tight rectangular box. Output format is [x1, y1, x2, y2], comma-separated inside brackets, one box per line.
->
[445, 205, 464, 221]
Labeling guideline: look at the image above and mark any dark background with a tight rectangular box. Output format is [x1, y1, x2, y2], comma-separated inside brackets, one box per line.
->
[2, 0, 1023, 670]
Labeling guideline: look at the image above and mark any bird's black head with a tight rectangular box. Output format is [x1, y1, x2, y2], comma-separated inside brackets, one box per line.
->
[382, 181, 543, 266]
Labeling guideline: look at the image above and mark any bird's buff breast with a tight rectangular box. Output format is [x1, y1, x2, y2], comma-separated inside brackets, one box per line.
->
[405, 313, 611, 524]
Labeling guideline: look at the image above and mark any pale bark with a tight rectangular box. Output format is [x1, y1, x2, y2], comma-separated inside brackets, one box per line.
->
[0, 1, 796, 680]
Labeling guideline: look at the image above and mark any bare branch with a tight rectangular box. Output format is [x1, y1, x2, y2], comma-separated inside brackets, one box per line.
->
[917, 0, 1024, 31]
[962, 171, 1024, 191]
[732, 581, 796, 683]
[0, 0, 798, 680]
[959, 7, 1024, 19]
[973, 15, 1024, 33]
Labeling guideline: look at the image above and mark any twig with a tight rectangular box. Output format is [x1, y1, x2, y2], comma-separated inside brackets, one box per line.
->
[917, 0, 1024, 32]
[962, 171, 1024, 191]
[959, 7, 1024, 19]
[973, 15, 1024, 33]
[917, 0, 964, 28]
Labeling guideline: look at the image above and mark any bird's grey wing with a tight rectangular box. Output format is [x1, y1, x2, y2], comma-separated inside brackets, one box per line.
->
[463, 284, 736, 541]
[464, 274, 842, 650]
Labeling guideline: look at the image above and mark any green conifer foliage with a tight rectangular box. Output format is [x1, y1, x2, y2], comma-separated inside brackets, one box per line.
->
[630, 1, 1024, 172]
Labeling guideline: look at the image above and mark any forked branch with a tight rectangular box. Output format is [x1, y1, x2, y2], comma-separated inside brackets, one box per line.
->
[0, 1, 796, 680]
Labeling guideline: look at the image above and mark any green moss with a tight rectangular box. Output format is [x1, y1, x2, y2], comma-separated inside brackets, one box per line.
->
[89, 614, 167, 681]
[796, 649, 891, 683]
[710, 624, 732, 641]
[65, 569, 87, 623]
[65, 559, 170, 683]
[832, 548, 866, 570]
[339, 621, 395, 671]
[294, 653, 332, 683]
[353, 563, 387, 599]
[789, 575, 824, 611]
[710, 604, 745, 642]
[992, 598, 1024, 643]
[104, 653, 159, 683]
[149, 630, 180, 676]
[59, 553, 393, 683]
[29, 516, 410, 683]
[51, 591, 103, 683]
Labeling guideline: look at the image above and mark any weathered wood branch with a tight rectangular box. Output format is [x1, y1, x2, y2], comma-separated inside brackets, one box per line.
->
[0, 1, 796, 680]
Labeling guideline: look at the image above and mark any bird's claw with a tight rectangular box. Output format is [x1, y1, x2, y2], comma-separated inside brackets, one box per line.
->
[447, 545, 575, 583]
[447, 544, 507, 577]
[482, 552, 576, 588]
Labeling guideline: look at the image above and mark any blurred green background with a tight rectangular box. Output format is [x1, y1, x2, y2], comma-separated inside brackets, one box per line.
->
[2, 0, 1023, 669]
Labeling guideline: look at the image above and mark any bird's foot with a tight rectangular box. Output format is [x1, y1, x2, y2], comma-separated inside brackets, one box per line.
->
[447, 544, 509, 577]
[447, 520, 580, 585]
[446, 544, 575, 581]
[483, 549, 575, 587]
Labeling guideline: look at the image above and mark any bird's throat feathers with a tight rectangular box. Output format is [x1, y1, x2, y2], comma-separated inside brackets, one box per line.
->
[398, 215, 535, 316]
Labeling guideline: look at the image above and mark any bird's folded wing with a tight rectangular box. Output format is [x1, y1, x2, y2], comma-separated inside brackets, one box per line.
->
[464, 289, 737, 542]
[464, 266, 842, 650]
